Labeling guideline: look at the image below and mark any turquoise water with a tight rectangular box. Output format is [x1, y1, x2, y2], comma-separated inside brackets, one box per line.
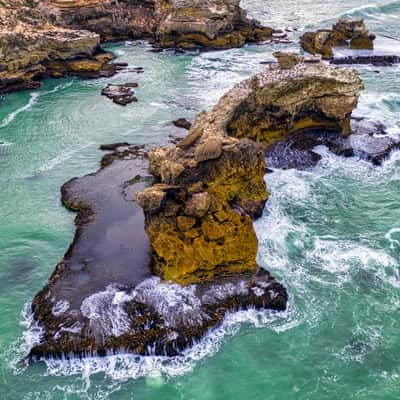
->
[0, 1, 400, 398]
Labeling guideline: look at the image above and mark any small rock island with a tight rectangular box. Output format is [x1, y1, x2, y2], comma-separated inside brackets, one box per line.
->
[28, 53, 394, 360]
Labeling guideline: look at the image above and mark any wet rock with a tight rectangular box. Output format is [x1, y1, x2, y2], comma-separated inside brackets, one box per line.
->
[99, 142, 131, 151]
[301, 18, 376, 59]
[331, 55, 400, 66]
[172, 118, 192, 130]
[265, 118, 400, 170]
[29, 145, 287, 360]
[101, 83, 138, 106]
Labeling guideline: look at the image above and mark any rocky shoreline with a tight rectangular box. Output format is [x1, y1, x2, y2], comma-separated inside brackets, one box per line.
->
[0, 0, 279, 94]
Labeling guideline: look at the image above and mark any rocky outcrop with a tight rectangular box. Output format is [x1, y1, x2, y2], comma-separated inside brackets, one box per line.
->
[0, 0, 278, 93]
[301, 18, 376, 59]
[0, 0, 116, 93]
[29, 144, 286, 360]
[265, 118, 400, 170]
[42, 0, 276, 49]
[136, 54, 363, 285]
[29, 55, 367, 361]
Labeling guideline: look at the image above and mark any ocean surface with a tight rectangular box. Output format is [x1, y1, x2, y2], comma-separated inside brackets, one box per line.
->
[0, 1, 400, 399]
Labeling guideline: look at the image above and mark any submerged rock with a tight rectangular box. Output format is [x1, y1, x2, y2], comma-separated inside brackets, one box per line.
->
[301, 18, 376, 59]
[331, 55, 400, 67]
[101, 83, 138, 105]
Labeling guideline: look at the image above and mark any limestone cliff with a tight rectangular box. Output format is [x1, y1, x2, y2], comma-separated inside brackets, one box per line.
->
[137, 54, 363, 285]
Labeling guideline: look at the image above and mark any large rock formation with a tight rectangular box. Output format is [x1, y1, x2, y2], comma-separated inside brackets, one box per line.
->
[0, 0, 277, 92]
[301, 18, 376, 59]
[42, 0, 275, 49]
[29, 55, 366, 361]
[29, 144, 287, 359]
[0, 0, 116, 93]
[136, 54, 363, 285]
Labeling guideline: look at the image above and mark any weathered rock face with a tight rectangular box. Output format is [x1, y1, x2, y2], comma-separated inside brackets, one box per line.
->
[41, 0, 157, 41]
[301, 18, 376, 59]
[0, 0, 116, 93]
[0, 0, 277, 92]
[155, 0, 273, 49]
[43, 0, 275, 49]
[137, 54, 363, 285]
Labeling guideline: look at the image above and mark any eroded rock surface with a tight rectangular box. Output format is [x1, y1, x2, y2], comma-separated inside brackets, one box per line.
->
[265, 118, 400, 170]
[30, 55, 368, 360]
[301, 18, 376, 59]
[44, 0, 276, 49]
[0, 0, 117, 93]
[136, 54, 363, 285]
[0, 0, 278, 93]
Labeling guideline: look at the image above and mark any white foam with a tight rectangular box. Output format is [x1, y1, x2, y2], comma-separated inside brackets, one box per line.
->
[81, 286, 134, 337]
[0, 82, 73, 129]
[52, 300, 70, 317]
[38, 305, 294, 381]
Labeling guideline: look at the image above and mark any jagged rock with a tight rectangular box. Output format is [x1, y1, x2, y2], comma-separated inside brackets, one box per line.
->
[301, 18, 376, 59]
[29, 54, 366, 361]
[0, 0, 280, 93]
[265, 118, 400, 170]
[155, 0, 274, 50]
[40, 0, 275, 49]
[331, 55, 400, 66]
[0, 0, 116, 93]
[101, 83, 138, 105]
[137, 54, 363, 284]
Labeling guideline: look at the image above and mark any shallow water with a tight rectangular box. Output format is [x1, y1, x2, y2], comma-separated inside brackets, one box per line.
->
[0, 1, 400, 399]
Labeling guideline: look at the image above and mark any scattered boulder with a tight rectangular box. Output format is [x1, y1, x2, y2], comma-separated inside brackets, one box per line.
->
[101, 83, 138, 106]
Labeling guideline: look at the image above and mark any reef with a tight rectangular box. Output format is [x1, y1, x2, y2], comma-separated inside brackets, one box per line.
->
[300, 18, 376, 59]
[29, 144, 286, 359]
[0, 0, 279, 93]
[30, 54, 373, 360]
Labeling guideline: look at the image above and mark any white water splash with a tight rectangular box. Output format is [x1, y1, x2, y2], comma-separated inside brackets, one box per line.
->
[0, 82, 73, 129]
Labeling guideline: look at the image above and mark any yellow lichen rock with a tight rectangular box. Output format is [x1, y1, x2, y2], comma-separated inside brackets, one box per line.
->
[137, 55, 363, 285]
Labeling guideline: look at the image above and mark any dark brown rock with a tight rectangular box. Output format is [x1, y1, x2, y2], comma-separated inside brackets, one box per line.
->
[101, 83, 138, 105]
